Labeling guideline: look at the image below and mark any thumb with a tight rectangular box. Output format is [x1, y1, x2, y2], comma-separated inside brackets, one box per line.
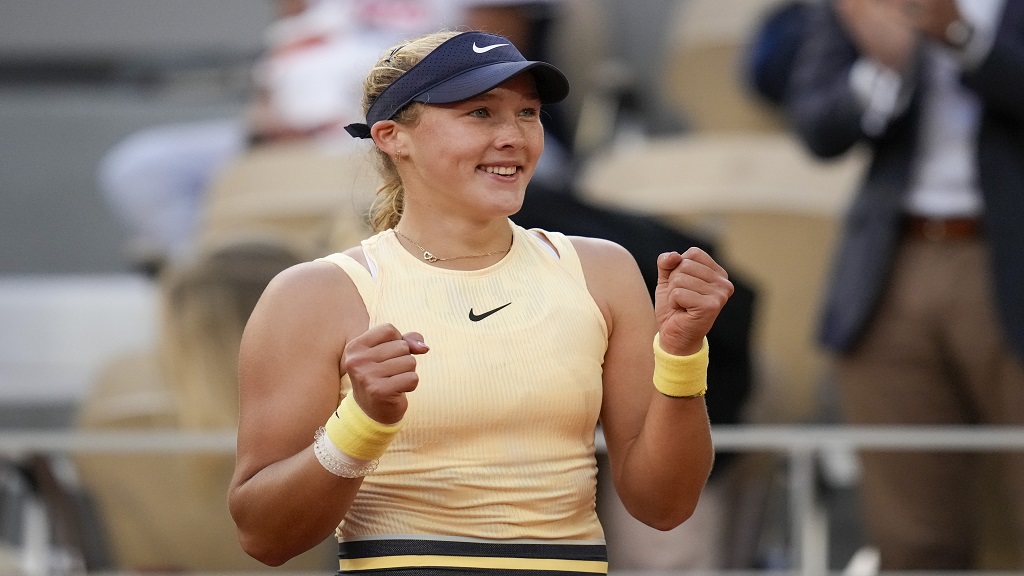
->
[657, 251, 682, 285]
[403, 332, 430, 355]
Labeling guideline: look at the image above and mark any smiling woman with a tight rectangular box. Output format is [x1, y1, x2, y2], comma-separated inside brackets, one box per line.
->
[379, 72, 545, 237]
[227, 29, 735, 576]
[344, 30, 566, 237]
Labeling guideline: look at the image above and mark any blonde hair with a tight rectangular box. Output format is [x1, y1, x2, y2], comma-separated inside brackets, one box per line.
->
[363, 30, 461, 232]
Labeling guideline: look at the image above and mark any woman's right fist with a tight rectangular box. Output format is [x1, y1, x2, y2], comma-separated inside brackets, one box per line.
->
[342, 323, 429, 424]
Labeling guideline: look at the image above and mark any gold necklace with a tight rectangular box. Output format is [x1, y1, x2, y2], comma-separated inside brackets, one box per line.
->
[394, 228, 512, 263]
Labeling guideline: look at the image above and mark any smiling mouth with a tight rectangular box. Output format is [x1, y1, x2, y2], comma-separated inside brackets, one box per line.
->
[481, 165, 519, 176]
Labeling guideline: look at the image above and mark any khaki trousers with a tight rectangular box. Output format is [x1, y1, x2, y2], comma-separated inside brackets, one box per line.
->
[837, 236, 1024, 570]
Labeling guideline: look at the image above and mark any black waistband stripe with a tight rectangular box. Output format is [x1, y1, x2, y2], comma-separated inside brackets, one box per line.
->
[339, 569, 600, 576]
[337, 538, 608, 575]
[340, 539, 607, 562]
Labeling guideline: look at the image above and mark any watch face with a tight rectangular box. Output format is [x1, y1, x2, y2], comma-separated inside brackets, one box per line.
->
[945, 19, 973, 48]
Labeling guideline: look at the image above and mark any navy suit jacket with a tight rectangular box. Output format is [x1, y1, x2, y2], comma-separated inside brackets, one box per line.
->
[786, 0, 1024, 361]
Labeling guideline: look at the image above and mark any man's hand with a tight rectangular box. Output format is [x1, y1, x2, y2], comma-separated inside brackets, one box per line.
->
[837, 0, 918, 71]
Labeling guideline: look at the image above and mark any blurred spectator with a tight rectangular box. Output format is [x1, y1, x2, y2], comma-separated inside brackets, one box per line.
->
[744, 0, 811, 108]
[787, 0, 1024, 570]
[74, 241, 315, 571]
[97, 118, 248, 273]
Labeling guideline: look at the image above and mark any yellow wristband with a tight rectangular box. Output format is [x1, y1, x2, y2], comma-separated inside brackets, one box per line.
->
[324, 394, 403, 461]
[652, 333, 709, 398]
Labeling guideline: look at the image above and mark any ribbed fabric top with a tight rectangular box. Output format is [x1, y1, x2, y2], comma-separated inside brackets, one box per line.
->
[319, 223, 608, 542]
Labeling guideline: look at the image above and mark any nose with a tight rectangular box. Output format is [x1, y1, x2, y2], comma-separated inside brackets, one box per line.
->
[494, 117, 529, 150]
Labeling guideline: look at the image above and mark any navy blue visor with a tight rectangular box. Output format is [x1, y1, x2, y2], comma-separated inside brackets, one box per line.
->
[344, 31, 570, 139]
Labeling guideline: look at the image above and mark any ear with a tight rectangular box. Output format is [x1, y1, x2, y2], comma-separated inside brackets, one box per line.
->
[370, 120, 405, 157]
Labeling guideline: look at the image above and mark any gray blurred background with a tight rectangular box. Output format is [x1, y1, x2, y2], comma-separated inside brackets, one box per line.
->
[1, 0, 275, 274]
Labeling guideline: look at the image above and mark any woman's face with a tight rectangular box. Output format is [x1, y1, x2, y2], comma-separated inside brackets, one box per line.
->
[398, 73, 545, 221]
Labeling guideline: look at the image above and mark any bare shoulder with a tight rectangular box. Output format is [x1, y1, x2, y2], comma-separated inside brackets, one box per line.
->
[567, 235, 640, 279]
[267, 244, 367, 293]
[565, 236, 648, 321]
[262, 258, 357, 307]
[248, 255, 369, 344]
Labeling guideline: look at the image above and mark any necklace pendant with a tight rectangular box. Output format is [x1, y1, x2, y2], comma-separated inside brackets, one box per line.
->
[422, 251, 439, 263]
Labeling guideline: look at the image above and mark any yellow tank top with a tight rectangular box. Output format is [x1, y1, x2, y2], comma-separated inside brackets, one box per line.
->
[319, 223, 608, 563]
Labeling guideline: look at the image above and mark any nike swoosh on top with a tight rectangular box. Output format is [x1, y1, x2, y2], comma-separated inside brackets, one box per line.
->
[468, 302, 512, 322]
[472, 42, 509, 54]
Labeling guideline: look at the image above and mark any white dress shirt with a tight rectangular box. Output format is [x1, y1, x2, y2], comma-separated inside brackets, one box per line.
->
[848, 0, 1006, 217]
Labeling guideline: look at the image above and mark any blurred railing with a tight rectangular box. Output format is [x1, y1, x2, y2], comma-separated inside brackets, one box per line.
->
[2, 425, 1023, 576]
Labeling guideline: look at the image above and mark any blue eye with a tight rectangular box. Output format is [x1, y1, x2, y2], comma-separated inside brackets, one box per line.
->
[470, 108, 490, 118]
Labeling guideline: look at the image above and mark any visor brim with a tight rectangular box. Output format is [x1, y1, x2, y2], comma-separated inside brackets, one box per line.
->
[412, 61, 569, 106]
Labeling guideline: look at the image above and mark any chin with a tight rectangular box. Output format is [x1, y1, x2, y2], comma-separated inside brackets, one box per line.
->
[499, 191, 528, 216]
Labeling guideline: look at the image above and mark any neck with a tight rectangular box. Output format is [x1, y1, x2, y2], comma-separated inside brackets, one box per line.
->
[393, 222, 513, 266]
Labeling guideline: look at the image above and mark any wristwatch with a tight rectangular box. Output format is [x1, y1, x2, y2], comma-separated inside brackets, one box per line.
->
[944, 18, 974, 49]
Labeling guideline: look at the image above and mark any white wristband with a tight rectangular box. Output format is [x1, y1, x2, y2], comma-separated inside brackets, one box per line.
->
[313, 426, 379, 478]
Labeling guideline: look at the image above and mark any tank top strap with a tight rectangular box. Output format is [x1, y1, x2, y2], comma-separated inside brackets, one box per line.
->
[525, 228, 586, 283]
[316, 252, 376, 311]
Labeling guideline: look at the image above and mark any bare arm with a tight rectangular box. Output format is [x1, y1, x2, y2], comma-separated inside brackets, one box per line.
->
[574, 238, 732, 530]
[227, 258, 427, 565]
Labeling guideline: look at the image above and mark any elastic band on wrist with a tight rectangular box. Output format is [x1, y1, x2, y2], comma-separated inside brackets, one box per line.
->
[324, 394, 403, 461]
[314, 427, 379, 478]
[653, 333, 709, 398]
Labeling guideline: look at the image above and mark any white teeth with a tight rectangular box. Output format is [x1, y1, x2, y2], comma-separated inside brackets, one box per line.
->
[483, 165, 517, 176]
